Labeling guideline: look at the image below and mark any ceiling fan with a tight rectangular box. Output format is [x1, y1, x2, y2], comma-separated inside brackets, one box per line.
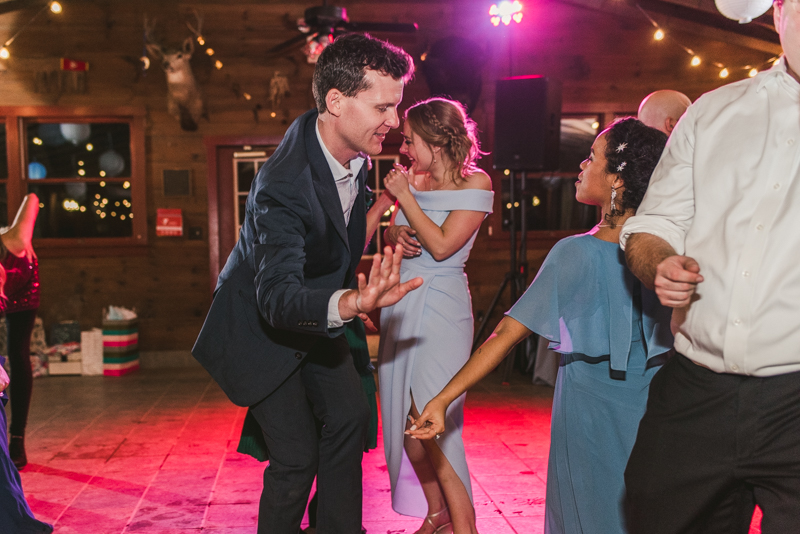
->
[267, 1, 418, 61]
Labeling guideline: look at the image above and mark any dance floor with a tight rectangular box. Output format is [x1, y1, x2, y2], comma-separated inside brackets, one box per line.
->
[10, 365, 762, 533]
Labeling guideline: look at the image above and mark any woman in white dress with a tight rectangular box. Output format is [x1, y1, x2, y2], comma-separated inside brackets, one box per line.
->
[379, 98, 493, 534]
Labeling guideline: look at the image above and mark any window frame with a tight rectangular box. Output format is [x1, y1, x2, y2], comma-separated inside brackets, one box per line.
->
[0, 106, 147, 255]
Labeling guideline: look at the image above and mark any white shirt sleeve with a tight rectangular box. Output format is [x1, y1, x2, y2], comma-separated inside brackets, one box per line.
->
[327, 289, 354, 328]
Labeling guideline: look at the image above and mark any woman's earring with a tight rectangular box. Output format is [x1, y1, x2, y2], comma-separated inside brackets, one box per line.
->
[610, 187, 617, 212]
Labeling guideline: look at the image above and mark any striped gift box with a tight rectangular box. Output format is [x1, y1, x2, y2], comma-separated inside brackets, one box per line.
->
[102, 319, 139, 376]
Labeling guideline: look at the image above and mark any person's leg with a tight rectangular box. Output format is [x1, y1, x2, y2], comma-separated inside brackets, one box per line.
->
[625, 354, 753, 534]
[249, 368, 319, 534]
[409, 397, 476, 534]
[403, 411, 449, 533]
[302, 340, 370, 534]
[741, 368, 800, 534]
[6, 309, 38, 468]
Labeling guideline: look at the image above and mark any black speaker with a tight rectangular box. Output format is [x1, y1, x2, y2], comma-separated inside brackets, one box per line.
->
[493, 76, 562, 171]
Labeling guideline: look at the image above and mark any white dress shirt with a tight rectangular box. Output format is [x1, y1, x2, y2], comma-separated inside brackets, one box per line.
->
[620, 57, 800, 377]
[315, 119, 366, 328]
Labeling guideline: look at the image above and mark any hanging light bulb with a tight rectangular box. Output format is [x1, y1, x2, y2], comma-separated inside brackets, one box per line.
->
[749, 68, 758, 77]
[205, 48, 215, 56]
[215, 59, 223, 69]
[196, 36, 205, 46]
[690, 55, 701, 67]
[654, 29, 665, 41]
[50, 1, 62, 14]
[0, 47, 9, 60]
[719, 67, 729, 78]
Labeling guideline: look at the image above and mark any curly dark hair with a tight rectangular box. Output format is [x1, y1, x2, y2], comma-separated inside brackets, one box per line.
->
[602, 117, 668, 224]
[312, 33, 415, 114]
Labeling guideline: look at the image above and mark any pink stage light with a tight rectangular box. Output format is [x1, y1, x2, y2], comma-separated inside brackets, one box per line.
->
[489, 1, 523, 26]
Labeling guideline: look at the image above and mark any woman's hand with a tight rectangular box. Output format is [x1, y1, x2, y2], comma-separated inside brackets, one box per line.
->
[384, 225, 422, 258]
[383, 164, 412, 202]
[0, 364, 9, 393]
[405, 397, 448, 440]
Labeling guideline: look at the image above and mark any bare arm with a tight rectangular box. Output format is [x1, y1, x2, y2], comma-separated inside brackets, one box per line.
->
[406, 316, 532, 439]
[626, 232, 704, 308]
[384, 167, 491, 261]
[0, 193, 39, 260]
[364, 191, 395, 253]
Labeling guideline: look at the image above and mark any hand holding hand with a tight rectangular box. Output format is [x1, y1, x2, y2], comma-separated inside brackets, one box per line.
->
[383, 164, 411, 201]
[654, 255, 703, 308]
[0, 364, 9, 393]
[385, 225, 421, 258]
[405, 397, 447, 440]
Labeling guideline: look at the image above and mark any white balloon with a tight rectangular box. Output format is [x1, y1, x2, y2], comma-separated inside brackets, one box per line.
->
[99, 149, 126, 177]
[715, 0, 772, 23]
[59, 123, 91, 145]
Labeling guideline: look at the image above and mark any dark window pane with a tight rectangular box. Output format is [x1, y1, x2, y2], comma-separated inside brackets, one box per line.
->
[26, 122, 131, 179]
[237, 161, 256, 193]
[29, 182, 133, 238]
[560, 117, 599, 173]
[0, 123, 7, 180]
[501, 176, 598, 232]
[0, 183, 7, 225]
[238, 195, 247, 226]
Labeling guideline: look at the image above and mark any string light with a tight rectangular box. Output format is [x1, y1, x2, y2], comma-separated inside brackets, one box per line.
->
[749, 68, 758, 77]
[1, 1, 64, 60]
[653, 29, 665, 41]
[719, 67, 729, 78]
[215, 60, 223, 69]
[691, 55, 701, 67]
[205, 48, 215, 56]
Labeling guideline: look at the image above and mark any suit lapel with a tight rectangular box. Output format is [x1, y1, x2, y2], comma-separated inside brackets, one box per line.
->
[305, 115, 350, 250]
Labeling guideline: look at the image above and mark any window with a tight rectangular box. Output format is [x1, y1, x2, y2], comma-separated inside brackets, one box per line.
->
[232, 148, 273, 240]
[501, 114, 602, 233]
[0, 107, 146, 251]
[364, 155, 399, 256]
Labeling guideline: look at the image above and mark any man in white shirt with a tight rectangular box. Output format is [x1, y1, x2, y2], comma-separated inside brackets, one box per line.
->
[619, 2, 800, 532]
[637, 89, 692, 135]
[194, 34, 420, 533]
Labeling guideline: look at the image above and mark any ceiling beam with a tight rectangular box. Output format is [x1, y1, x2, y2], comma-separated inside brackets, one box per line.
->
[0, 0, 48, 17]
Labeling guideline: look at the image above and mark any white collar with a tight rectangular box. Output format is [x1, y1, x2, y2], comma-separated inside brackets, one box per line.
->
[315, 119, 365, 181]
[757, 56, 800, 93]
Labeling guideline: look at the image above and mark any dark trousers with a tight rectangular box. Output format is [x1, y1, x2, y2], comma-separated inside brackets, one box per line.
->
[249, 340, 369, 534]
[6, 309, 38, 437]
[625, 353, 800, 534]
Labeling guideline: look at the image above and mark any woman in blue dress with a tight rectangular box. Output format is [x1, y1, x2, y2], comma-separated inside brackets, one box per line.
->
[407, 118, 672, 534]
[379, 97, 493, 534]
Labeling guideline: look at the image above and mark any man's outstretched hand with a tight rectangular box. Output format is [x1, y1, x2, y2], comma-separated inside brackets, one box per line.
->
[339, 245, 423, 322]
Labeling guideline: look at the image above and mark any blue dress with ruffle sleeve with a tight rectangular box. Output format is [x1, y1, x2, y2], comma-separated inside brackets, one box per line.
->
[506, 233, 673, 534]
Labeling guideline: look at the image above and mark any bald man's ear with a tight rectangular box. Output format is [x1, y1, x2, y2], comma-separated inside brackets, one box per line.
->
[665, 117, 677, 135]
[326, 89, 343, 118]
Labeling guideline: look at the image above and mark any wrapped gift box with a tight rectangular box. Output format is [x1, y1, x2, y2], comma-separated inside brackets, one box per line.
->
[102, 318, 139, 376]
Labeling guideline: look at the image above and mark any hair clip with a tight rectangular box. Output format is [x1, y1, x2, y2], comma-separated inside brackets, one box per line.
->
[616, 142, 628, 153]
[616, 162, 627, 172]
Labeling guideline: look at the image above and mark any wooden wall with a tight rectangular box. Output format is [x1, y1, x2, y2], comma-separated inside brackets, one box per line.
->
[0, 0, 779, 358]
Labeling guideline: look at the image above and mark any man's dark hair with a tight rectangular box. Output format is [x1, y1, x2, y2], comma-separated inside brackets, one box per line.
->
[603, 117, 668, 223]
[312, 33, 415, 113]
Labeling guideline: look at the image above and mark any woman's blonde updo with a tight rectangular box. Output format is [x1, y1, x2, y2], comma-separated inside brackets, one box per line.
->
[404, 97, 485, 183]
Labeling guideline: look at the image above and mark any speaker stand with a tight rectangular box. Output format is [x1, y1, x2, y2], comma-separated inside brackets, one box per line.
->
[473, 170, 530, 383]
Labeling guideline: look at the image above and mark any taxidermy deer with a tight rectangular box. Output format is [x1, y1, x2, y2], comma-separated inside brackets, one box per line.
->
[145, 12, 206, 131]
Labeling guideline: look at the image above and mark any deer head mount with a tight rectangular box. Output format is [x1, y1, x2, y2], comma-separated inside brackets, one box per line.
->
[145, 11, 206, 131]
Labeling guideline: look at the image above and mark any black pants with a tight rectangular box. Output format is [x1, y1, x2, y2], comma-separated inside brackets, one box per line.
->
[249, 339, 369, 534]
[6, 309, 38, 437]
[625, 353, 800, 534]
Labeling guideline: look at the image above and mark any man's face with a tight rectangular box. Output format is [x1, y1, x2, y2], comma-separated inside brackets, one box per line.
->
[775, 0, 800, 77]
[336, 69, 404, 156]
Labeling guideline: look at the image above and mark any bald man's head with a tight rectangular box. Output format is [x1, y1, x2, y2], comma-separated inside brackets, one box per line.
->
[638, 90, 692, 135]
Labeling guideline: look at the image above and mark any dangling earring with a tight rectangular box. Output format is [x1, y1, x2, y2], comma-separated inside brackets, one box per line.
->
[610, 187, 617, 212]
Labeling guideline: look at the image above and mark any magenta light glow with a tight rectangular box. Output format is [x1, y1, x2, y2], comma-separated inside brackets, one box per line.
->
[489, 1, 523, 26]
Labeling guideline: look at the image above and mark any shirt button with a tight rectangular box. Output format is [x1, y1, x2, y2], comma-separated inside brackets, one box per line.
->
[774, 183, 781, 190]
[788, 139, 795, 145]
[295, 352, 303, 360]
[734, 319, 742, 325]
[756, 224, 764, 231]
[742, 270, 750, 277]
[730, 364, 739, 371]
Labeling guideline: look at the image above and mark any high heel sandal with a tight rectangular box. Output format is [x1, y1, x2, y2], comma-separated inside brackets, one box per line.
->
[9, 435, 27, 469]
[422, 507, 452, 534]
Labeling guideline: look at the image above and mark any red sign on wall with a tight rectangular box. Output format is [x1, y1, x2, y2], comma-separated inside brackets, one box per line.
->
[60, 58, 89, 71]
[156, 208, 183, 237]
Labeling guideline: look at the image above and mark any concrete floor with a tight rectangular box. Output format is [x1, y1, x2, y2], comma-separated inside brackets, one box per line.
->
[9, 366, 762, 533]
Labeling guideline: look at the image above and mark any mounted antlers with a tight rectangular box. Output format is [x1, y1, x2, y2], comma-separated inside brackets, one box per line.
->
[145, 12, 206, 131]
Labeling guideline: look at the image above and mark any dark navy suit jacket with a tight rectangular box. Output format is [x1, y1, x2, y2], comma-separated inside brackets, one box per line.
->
[193, 109, 367, 407]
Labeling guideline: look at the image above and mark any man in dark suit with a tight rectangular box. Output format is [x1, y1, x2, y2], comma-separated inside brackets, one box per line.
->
[193, 34, 418, 533]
